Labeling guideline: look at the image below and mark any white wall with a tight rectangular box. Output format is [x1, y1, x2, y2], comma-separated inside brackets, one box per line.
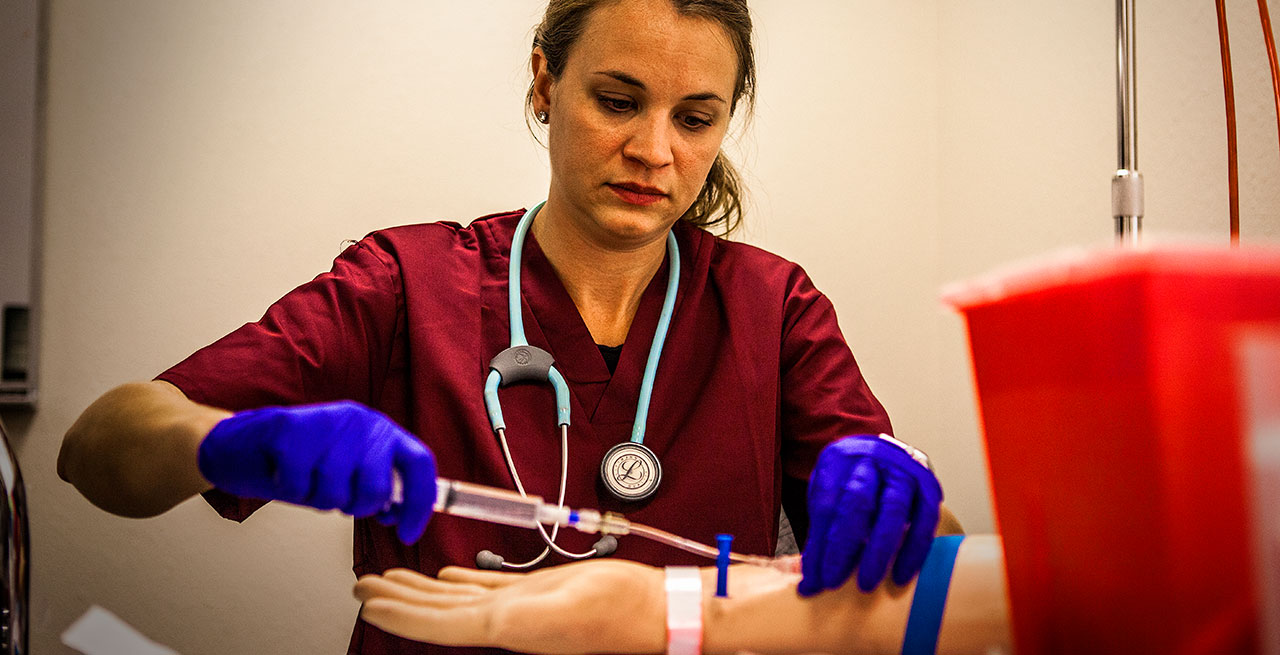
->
[8, 1, 1279, 653]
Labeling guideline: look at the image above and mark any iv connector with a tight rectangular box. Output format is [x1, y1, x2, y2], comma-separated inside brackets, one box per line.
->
[561, 509, 629, 535]
[569, 510, 631, 535]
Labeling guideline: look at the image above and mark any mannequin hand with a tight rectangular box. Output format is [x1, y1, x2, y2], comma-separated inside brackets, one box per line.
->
[354, 561, 666, 654]
[798, 435, 942, 595]
[198, 400, 436, 543]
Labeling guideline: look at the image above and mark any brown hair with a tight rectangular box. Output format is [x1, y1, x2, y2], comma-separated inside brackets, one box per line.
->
[527, 0, 755, 236]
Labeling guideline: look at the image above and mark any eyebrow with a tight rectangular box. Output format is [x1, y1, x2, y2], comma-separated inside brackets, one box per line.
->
[592, 70, 727, 104]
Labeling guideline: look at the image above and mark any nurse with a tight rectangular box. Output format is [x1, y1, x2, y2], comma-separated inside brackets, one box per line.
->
[57, 0, 951, 653]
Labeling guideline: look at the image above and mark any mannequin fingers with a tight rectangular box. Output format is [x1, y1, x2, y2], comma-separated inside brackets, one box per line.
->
[381, 568, 489, 596]
[359, 597, 488, 646]
[438, 565, 525, 588]
[354, 574, 479, 608]
[353, 575, 434, 605]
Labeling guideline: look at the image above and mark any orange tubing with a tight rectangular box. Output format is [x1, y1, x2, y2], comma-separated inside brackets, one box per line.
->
[1216, 0, 1241, 245]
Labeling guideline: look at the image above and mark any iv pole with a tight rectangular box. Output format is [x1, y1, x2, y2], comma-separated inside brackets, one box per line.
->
[1113, 0, 1143, 245]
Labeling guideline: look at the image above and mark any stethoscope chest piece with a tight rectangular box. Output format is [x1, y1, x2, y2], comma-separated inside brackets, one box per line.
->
[600, 441, 662, 502]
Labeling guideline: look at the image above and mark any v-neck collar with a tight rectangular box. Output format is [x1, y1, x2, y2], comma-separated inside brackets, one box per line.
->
[487, 212, 682, 426]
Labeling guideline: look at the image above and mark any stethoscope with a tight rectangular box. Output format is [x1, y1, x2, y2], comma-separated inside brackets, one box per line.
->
[475, 201, 680, 570]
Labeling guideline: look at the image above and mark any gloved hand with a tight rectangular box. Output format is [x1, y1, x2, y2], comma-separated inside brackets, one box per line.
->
[797, 434, 942, 596]
[198, 400, 437, 544]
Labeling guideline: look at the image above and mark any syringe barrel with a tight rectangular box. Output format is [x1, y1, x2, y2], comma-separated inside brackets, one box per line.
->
[434, 478, 547, 529]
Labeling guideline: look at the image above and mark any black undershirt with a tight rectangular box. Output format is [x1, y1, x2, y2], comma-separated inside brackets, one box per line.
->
[597, 343, 623, 374]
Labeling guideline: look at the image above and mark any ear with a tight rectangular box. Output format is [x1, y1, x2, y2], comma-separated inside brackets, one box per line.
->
[530, 47, 554, 116]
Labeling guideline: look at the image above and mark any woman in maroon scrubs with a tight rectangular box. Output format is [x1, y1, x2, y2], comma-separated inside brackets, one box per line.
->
[57, 1, 949, 653]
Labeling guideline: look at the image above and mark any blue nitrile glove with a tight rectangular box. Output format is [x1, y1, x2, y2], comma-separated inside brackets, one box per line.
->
[197, 400, 437, 544]
[797, 434, 943, 596]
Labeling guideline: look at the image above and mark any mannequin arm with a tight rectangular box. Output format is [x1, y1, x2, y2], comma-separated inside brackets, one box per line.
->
[938, 504, 964, 535]
[354, 535, 1011, 655]
[355, 560, 667, 653]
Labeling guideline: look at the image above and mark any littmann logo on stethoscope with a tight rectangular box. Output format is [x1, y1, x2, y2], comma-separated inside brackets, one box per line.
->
[600, 442, 662, 501]
[514, 347, 532, 366]
[610, 453, 650, 490]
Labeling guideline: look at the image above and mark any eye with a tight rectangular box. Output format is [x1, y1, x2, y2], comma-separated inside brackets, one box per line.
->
[679, 113, 713, 131]
[598, 94, 634, 113]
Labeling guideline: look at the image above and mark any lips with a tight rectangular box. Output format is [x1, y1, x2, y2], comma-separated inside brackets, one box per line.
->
[607, 182, 666, 206]
[611, 182, 665, 195]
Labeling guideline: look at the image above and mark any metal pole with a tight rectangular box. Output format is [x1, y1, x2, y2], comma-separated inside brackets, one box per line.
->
[1113, 0, 1144, 246]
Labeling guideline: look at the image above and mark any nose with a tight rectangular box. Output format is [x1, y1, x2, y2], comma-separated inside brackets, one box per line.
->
[621, 113, 675, 169]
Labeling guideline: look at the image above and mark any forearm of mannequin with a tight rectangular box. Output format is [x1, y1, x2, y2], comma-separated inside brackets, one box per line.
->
[702, 535, 1010, 655]
[58, 380, 227, 518]
[938, 503, 964, 535]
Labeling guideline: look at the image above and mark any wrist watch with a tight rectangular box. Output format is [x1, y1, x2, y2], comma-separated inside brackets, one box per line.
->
[877, 433, 934, 473]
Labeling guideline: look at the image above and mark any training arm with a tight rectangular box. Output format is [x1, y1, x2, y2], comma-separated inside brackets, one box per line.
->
[58, 380, 225, 518]
[705, 540, 1007, 655]
[938, 504, 964, 536]
[353, 536, 1011, 655]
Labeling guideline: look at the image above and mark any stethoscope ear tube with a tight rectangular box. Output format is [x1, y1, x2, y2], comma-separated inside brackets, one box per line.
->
[483, 347, 571, 432]
[475, 202, 680, 569]
[480, 422, 604, 569]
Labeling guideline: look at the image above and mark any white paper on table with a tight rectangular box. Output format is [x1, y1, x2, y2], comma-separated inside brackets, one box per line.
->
[62, 605, 181, 655]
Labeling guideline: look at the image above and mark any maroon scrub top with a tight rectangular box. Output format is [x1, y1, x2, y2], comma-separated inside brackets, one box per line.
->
[158, 209, 891, 655]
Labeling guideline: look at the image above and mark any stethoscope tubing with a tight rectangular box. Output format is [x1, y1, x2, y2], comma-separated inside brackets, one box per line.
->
[495, 424, 594, 568]
[631, 227, 680, 444]
[483, 201, 679, 568]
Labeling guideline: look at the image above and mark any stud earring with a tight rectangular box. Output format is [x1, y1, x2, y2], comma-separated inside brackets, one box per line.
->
[537, 111, 549, 124]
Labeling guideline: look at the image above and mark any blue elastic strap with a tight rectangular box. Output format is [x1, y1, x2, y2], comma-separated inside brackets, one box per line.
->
[901, 535, 965, 655]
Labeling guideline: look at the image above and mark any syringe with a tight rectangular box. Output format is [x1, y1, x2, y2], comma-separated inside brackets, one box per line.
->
[423, 477, 775, 566]
[431, 477, 629, 536]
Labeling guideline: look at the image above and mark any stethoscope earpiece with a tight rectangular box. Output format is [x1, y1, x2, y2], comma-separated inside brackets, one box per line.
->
[475, 550, 506, 570]
[475, 535, 618, 571]
[591, 535, 618, 557]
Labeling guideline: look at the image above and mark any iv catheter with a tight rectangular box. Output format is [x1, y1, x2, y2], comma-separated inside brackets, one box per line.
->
[426, 477, 776, 567]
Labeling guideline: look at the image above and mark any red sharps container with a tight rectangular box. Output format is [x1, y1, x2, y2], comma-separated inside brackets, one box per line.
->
[944, 246, 1280, 654]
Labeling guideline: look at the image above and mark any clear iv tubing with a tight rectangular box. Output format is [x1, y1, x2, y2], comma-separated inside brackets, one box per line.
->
[427, 477, 780, 567]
